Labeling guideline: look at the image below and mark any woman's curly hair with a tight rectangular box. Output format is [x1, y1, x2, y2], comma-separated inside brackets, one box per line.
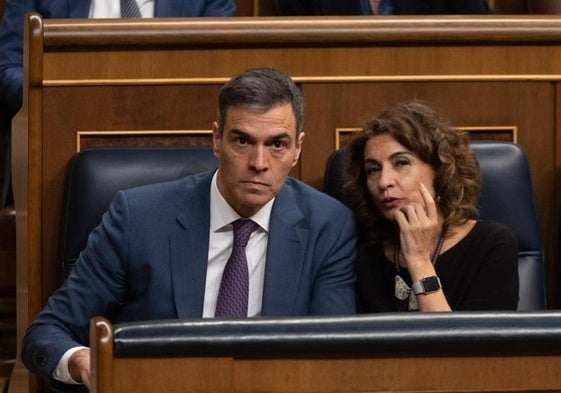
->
[343, 101, 481, 244]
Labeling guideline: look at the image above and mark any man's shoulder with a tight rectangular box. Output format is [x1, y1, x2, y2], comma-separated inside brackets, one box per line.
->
[283, 177, 352, 213]
[122, 170, 213, 202]
[284, 176, 330, 196]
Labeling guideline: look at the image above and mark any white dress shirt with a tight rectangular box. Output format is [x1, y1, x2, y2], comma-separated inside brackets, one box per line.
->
[54, 170, 273, 383]
[205, 171, 271, 317]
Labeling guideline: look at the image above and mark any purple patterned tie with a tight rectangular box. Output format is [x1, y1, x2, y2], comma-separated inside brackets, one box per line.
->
[215, 219, 258, 317]
[120, 0, 141, 17]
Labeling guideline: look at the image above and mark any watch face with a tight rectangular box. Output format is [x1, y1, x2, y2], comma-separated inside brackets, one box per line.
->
[422, 276, 441, 292]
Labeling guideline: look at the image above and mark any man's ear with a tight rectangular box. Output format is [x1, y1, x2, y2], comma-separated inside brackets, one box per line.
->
[293, 132, 305, 164]
[212, 122, 221, 157]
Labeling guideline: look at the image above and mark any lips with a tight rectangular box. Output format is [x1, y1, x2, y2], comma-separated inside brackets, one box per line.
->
[381, 197, 402, 209]
[241, 180, 269, 187]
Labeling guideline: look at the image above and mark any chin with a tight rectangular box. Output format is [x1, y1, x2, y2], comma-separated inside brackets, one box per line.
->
[381, 209, 397, 221]
[239, 193, 269, 208]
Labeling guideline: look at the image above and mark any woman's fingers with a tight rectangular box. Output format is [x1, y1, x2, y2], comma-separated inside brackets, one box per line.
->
[419, 183, 438, 220]
[395, 184, 438, 232]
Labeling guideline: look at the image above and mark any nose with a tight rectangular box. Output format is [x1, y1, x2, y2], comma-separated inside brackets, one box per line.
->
[378, 167, 394, 190]
[250, 145, 268, 172]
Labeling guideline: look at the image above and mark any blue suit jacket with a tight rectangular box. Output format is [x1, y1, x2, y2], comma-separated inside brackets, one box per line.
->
[22, 171, 357, 390]
[0, 0, 235, 132]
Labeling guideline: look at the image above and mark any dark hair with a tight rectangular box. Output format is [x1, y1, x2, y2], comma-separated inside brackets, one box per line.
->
[344, 101, 480, 243]
[217, 68, 304, 137]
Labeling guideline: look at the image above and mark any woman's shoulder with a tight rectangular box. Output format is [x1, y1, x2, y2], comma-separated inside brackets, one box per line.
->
[445, 219, 517, 254]
[463, 219, 518, 249]
[473, 219, 517, 237]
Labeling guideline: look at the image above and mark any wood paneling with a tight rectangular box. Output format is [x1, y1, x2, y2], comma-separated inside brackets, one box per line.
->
[234, 0, 255, 16]
[256, 0, 277, 15]
[107, 356, 561, 392]
[0, 0, 16, 383]
[11, 14, 561, 392]
[0, 133, 6, 204]
[0, 206, 16, 391]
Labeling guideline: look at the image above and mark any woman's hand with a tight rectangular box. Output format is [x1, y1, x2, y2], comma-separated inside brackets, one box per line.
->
[394, 183, 451, 312]
[394, 183, 440, 272]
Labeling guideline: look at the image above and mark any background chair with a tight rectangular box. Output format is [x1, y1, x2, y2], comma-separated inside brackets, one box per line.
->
[58, 146, 217, 280]
[323, 141, 546, 310]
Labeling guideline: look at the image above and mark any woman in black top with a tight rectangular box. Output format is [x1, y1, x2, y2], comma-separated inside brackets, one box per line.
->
[344, 102, 519, 312]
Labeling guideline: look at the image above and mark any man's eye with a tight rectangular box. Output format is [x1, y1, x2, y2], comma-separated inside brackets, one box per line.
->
[236, 137, 248, 145]
[272, 140, 287, 149]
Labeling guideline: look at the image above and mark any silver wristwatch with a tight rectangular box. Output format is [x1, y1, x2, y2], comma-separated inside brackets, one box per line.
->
[412, 276, 442, 295]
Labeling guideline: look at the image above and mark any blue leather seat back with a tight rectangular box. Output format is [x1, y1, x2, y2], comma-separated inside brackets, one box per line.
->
[323, 141, 546, 310]
[472, 142, 545, 310]
[59, 146, 217, 279]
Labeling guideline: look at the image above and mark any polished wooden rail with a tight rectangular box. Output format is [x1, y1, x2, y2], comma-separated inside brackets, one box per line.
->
[40, 15, 561, 45]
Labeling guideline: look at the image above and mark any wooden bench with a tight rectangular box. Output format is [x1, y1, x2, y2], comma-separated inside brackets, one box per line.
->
[91, 312, 561, 392]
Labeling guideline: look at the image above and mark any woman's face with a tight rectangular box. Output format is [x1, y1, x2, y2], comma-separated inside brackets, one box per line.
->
[363, 133, 437, 221]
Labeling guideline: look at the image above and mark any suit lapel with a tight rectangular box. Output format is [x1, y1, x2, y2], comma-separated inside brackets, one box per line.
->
[170, 173, 213, 318]
[261, 184, 308, 316]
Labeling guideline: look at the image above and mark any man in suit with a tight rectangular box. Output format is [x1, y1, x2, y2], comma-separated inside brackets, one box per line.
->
[276, 0, 489, 15]
[21, 67, 357, 392]
[0, 0, 235, 207]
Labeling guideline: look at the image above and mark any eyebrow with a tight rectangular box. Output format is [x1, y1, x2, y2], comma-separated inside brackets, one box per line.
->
[268, 132, 292, 143]
[229, 129, 293, 144]
[364, 151, 414, 165]
[390, 151, 415, 158]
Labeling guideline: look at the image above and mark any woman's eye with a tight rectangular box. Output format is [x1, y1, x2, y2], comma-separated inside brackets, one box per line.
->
[395, 159, 410, 167]
[365, 166, 380, 175]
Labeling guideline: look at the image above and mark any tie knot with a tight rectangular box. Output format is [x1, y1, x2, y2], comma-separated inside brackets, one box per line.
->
[233, 219, 257, 249]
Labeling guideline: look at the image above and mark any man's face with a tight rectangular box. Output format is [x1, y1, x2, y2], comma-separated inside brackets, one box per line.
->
[213, 103, 304, 218]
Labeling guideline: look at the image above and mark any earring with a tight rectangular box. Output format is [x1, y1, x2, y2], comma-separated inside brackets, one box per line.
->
[436, 195, 441, 203]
